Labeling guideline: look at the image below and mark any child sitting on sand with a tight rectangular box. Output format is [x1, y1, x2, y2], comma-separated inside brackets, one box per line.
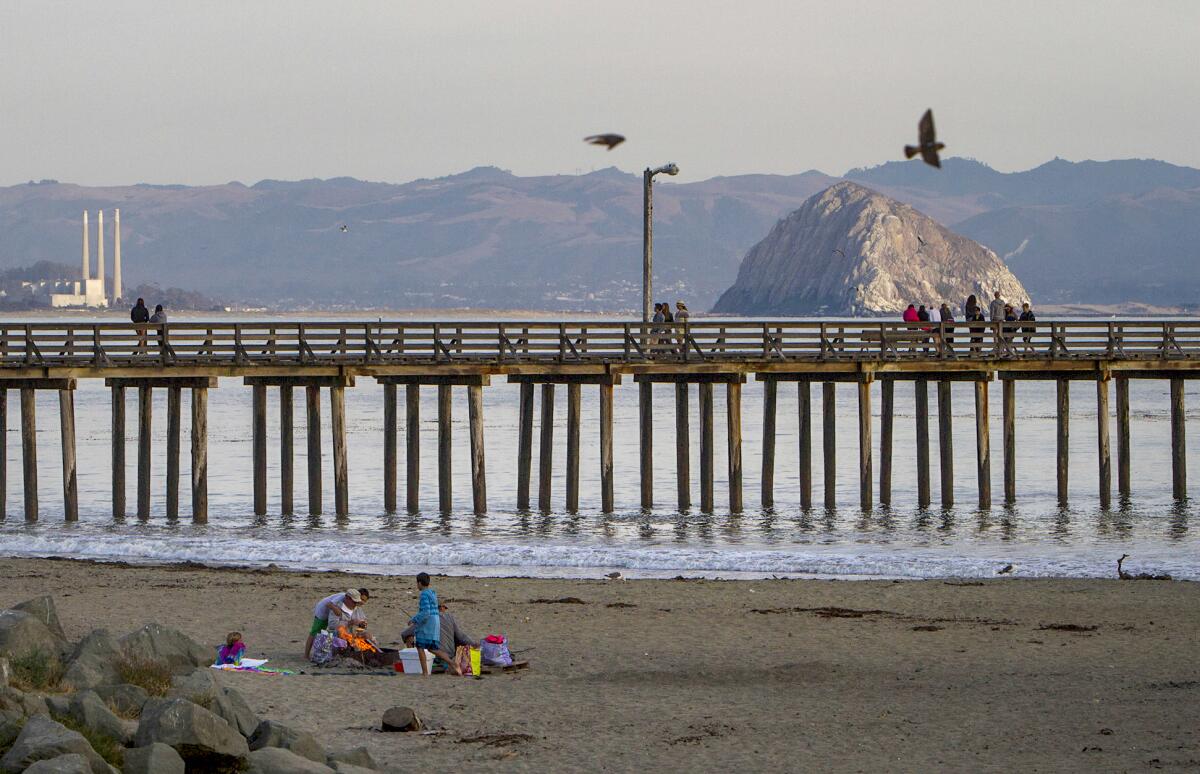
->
[217, 631, 246, 666]
[409, 572, 460, 675]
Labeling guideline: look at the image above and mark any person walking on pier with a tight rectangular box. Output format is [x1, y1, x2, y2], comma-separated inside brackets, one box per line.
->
[1018, 302, 1037, 353]
[674, 301, 690, 353]
[939, 303, 955, 351]
[989, 291, 1007, 322]
[964, 294, 980, 321]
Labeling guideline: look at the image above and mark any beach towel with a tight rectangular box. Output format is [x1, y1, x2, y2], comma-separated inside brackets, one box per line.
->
[481, 634, 512, 667]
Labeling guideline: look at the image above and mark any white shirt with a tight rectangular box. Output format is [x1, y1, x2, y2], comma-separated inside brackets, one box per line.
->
[929, 307, 941, 322]
[313, 592, 346, 618]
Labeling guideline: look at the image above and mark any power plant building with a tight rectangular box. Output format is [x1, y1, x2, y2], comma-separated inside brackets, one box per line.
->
[50, 209, 123, 308]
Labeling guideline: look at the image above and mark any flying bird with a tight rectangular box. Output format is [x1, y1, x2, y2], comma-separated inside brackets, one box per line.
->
[584, 133, 626, 151]
[832, 249, 845, 258]
[904, 109, 945, 169]
[339, 224, 349, 233]
[916, 235, 926, 247]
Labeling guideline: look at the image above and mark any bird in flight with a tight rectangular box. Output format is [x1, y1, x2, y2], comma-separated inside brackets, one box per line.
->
[916, 235, 926, 247]
[904, 109, 945, 169]
[832, 249, 846, 258]
[339, 224, 349, 233]
[584, 133, 626, 151]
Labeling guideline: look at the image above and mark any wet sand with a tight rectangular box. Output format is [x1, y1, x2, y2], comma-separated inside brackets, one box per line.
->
[2, 558, 1198, 772]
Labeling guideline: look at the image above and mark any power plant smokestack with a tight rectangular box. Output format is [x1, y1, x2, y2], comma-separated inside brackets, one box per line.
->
[82, 211, 90, 282]
[97, 210, 105, 292]
[113, 209, 122, 303]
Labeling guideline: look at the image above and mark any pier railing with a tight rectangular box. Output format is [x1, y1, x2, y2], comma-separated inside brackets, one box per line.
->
[2, 320, 1199, 367]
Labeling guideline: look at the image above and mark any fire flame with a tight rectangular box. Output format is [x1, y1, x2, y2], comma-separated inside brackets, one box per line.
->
[336, 625, 380, 653]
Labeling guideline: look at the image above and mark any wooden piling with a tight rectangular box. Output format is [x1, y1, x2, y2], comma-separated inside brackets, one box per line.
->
[468, 383, 487, 514]
[331, 386, 349, 517]
[600, 383, 614, 513]
[799, 382, 812, 509]
[761, 379, 776, 509]
[252, 383, 267, 516]
[975, 379, 991, 508]
[21, 388, 36, 522]
[823, 382, 836, 509]
[406, 385, 420, 512]
[538, 383, 555, 512]
[858, 379, 872, 509]
[0, 390, 6, 519]
[727, 381, 743, 513]
[137, 385, 152, 519]
[166, 387, 180, 520]
[191, 387, 208, 523]
[938, 381, 954, 507]
[280, 385, 294, 515]
[382, 384, 396, 513]
[306, 385, 322, 515]
[915, 378, 930, 508]
[517, 382, 533, 511]
[1116, 376, 1131, 498]
[676, 383, 691, 511]
[1171, 378, 1186, 500]
[1003, 379, 1016, 503]
[640, 381, 653, 509]
[567, 383, 581, 513]
[59, 389, 77, 522]
[879, 380, 893, 506]
[1057, 378, 1069, 505]
[1096, 377, 1111, 508]
[112, 385, 125, 518]
[699, 382, 714, 513]
[436, 384, 451, 512]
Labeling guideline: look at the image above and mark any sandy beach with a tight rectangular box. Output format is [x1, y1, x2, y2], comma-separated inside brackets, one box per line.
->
[2, 558, 1198, 772]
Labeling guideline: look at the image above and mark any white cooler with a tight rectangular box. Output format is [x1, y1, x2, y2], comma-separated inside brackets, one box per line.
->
[397, 648, 436, 675]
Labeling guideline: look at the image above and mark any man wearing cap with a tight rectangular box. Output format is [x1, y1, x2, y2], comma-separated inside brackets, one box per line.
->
[305, 588, 370, 659]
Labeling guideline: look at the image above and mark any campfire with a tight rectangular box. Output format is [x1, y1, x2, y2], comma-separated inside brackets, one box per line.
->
[337, 624, 380, 653]
[335, 624, 397, 668]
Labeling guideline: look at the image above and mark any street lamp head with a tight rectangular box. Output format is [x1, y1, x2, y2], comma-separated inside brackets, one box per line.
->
[651, 162, 680, 177]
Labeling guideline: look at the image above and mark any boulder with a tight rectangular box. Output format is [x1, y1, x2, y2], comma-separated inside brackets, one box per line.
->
[0, 656, 10, 686]
[134, 697, 249, 771]
[93, 683, 148, 717]
[68, 690, 136, 746]
[22, 753, 93, 774]
[248, 719, 326, 763]
[45, 696, 71, 716]
[380, 705, 421, 732]
[0, 684, 49, 717]
[0, 713, 23, 752]
[13, 597, 67, 641]
[0, 610, 62, 660]
[331, 764, 378, 774]
[0, 714, 111, 774]
[167, 668, 259, 737]
[119, 624, 210, 675]
[248, 747, 334, 774]
[122, 742, 185, 774]
[327, 746, 377, 770]
[63, 631, 123, 691]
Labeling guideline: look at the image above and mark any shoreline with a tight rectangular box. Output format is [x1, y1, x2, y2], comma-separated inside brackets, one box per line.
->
[2, 556, 1197, 770]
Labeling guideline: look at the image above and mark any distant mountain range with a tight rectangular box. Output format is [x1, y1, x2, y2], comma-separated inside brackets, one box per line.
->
[1, 157, 1197, 311]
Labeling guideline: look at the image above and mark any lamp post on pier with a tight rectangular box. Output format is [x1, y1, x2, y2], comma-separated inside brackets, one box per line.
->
[642, 162, 679, 322]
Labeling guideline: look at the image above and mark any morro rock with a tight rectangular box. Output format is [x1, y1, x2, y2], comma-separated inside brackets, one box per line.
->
[712, 181, 1029, 316]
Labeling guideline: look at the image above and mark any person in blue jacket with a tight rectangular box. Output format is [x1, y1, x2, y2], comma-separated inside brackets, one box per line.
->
[410, 572, 461, 675]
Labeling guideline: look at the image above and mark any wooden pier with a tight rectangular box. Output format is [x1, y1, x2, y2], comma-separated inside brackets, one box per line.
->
[0, 319, 1195, 519]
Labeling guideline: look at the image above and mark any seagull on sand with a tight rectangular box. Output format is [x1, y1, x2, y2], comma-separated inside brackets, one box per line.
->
[584, 133, 626, 151]
[605, 571, 623, 580]
[904, 109, 945, 169]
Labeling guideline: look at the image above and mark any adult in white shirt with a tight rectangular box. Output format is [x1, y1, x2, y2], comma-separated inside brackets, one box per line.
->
[305, 588, 369, 658]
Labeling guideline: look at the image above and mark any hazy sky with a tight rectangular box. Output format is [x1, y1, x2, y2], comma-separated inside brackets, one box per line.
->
[2, 1, 1198, 186]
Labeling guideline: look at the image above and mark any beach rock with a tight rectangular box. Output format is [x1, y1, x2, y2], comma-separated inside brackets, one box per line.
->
[63, 630, 123, 690]
[167, 668, 259, 737]
[248, 719, 326, 763]
[0, 610, 62, 660]
[68, 689, 136, 745]
[45, 695, 71, 716]
[93, 683, 148, 716]
[0, 713, 23, 751]
[248, 746, 335, 774]
[380, 706, 421, 732]
[119, 624, 210, 675]
[22, 753, 94, 774]
[331, 763, 378, 774]
[0, 656, 10, 686]
[327, 746, 377, 770]
[134, 697, 249, 770]
[0, 714, 111, 774]
[13, 596, 67, 641]
[0, 685, 49, 717]
[712, 181, 1030, 316]
[122, 742, 185, 774]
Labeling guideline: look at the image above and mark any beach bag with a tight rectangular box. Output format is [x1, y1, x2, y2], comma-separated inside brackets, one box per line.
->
[480, 634, 512, 667]
[310, 630, 334, 665]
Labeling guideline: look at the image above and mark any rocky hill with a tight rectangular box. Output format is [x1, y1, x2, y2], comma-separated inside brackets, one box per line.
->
[712, 182, 1029, 316]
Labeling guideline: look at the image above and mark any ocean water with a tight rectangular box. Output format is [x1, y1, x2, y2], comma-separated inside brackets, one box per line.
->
[0, 372, 1195, 580]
